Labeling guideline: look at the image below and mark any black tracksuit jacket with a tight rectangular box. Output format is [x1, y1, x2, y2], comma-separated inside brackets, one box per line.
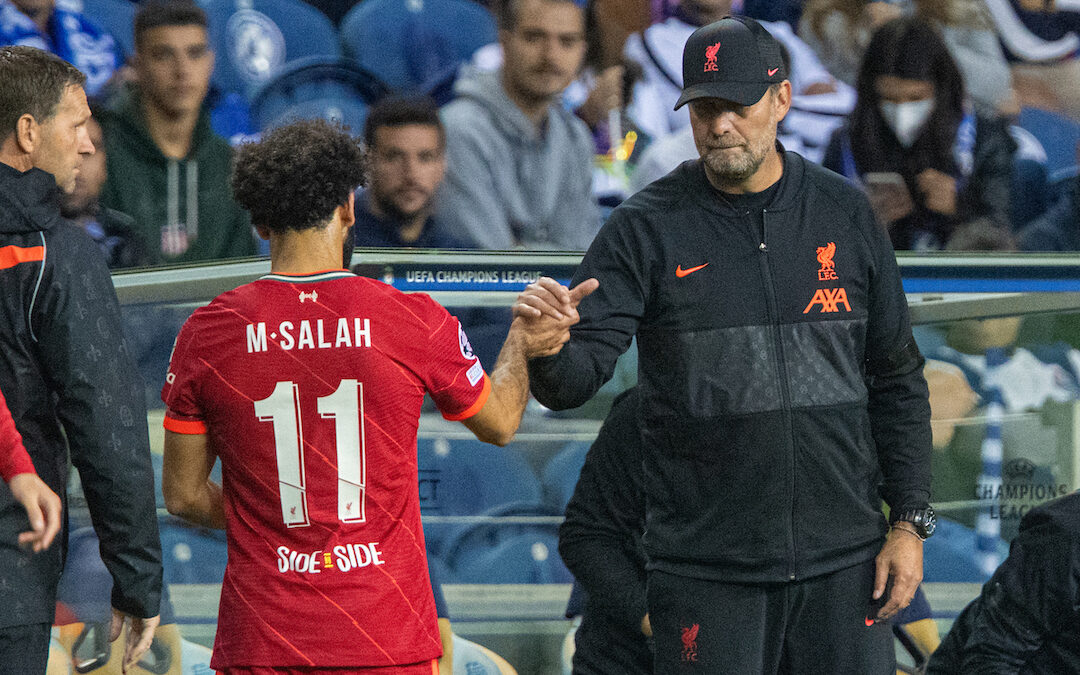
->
[531, 151, 932, 583]
[560, 388, 652, 675]
[0, 163, 161, 628]
[927, 492, 1080, 673]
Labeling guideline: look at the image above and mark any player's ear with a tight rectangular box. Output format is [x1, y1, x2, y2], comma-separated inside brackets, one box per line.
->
[340, 193, 356, 229]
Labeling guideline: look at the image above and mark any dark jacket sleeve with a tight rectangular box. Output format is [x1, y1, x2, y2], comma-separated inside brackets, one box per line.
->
[529, 211, 646, 410]
[558, 389, 649, 634]
[930, 504, 1080, 673]
[860, 198, 933, 512]
[963, 115, 1016, 228]
[34, 224, 162, 618]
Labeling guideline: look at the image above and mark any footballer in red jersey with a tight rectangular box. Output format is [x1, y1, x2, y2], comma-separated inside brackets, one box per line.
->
[161, 120, 596, 674]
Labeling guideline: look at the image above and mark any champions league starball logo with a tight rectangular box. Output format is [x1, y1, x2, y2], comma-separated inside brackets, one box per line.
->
[458, 324, 475, 360]
[226, 9, 286, 83]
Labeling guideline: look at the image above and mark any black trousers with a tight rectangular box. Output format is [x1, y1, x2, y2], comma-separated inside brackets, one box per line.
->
[648, 560, 895, 674]
[0, 623, 50, 675]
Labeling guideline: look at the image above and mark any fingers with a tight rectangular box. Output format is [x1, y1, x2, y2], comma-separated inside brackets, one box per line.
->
[123, 616, 159, 674]
[514, 277, 573, 321]
[568, 278, 600, 306]
[871, 556, 889, 601]
[38, 488, 61, 551]
[109, 608, 124, 643]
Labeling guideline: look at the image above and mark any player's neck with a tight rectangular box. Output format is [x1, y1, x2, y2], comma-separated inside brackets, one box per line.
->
[268, 227, 347, 276]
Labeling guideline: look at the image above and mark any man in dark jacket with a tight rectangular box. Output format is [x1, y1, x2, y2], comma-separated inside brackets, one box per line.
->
[927, 491, 1080, 674]
[515, 17, 933, 674]
[0, 45, 161, 673]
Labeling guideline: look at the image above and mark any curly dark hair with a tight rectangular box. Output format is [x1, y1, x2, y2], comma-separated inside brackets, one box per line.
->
[231, 119, 366, 233]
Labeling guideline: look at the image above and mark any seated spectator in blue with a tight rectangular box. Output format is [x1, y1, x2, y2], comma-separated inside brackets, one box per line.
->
[926, 491, 1080, 674]
[59, 114, 148, 268]
[1020, 173, 1080, 250]
[823, 16, 1015, 250]
[98, 0, 255, 265]
[355, 96, 470, 248]
[0, 0, 122, 98]
[436, 0, 601, 250]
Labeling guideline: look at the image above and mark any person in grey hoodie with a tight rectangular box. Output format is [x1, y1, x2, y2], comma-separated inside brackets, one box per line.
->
[436, 0, 601, 251]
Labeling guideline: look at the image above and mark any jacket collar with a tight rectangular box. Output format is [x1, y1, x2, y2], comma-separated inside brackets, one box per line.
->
[0, 162, 62, 235]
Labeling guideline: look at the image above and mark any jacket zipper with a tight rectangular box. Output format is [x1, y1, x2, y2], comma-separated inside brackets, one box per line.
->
[758, 208, 798, 581]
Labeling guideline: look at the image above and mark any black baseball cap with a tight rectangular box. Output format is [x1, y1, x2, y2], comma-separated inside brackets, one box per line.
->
[674, 15, 788, 110]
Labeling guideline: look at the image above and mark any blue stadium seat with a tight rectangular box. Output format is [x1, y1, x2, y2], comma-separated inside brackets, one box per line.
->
[250, 56, 386, 132]
[159, 518, 228, 585]
[922, 517, 1009, 583]
[442, 501, 572, 584]
[541, 441, 590, 511]
[67, 0, 136, 59]
[339, 0, 497, 96]
[418, 437, 543, 554]
[203, 0, 341, 100]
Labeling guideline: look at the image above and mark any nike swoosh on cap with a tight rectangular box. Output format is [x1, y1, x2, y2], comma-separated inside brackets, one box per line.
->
[768, 68, 779, 76]
[675, 263, 709, 277]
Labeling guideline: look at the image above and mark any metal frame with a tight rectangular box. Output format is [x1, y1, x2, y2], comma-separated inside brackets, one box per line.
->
[113, 250, 1080, 324]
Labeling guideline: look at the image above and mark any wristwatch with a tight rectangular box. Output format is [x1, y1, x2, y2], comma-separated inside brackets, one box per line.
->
[890, 506, 936, 540]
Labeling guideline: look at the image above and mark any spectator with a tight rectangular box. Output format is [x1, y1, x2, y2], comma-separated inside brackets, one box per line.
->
[989, 0, 1080, 123]
[355, 96, 470, 248]
[926, 490, 1080, 673]
[59, 114, 148, 268]
[0, 384, 61, 555]
[822, 16, 1015, 250]
[0, 45, 161, 674]
[622, 0, 855, 159]
[799, 0, 1014, 117]
[98, 0, 255, 265]
[437, 0, 601, 250]
[0, 0, 123, 98]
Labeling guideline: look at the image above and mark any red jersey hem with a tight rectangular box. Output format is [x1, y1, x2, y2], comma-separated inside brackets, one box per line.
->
[163, 415, 208, 435]
[442, 374, 490, 421]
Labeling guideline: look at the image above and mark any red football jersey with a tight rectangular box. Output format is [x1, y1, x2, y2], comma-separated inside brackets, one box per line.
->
[162, 271, 490, 668]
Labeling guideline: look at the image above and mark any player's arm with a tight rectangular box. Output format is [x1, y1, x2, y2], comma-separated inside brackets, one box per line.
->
[162, 430, 224, 529]
[462, 280, 598, 445]
[0, 386, 61, 552]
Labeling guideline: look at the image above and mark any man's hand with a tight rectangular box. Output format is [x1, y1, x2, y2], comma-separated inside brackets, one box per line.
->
[513, 277, 599, 323]
[916, 168, 958, 216]
[8, 473, 62, 552]
[109, 609, 160, 674]
[511, 277, 599, 358]
[871, 524, 923, 621]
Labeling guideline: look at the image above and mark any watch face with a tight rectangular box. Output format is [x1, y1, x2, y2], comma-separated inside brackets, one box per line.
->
[921, 507, 937, 537]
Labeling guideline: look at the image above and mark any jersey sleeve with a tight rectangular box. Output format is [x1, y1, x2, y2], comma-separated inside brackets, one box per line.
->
[414, 297, 490, 421]
[0, 384, 35, 481]
[161, 316, 208, 435]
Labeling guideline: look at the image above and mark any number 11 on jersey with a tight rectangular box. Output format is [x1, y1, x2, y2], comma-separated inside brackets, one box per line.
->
[254, 379, 367, 528]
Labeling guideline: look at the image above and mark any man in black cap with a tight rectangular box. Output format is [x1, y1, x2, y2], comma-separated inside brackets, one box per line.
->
[515, 15, 933, 674]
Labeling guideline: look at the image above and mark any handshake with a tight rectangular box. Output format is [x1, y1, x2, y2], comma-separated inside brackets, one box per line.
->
[509, 276, 600, 358]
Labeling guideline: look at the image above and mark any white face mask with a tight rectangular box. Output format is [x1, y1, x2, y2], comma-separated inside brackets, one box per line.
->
[879, 99, 934, 148]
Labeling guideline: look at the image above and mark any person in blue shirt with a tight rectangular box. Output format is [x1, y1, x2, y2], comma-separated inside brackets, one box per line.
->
[0, 0, 123, 98]
[353, 95, 471, 249]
